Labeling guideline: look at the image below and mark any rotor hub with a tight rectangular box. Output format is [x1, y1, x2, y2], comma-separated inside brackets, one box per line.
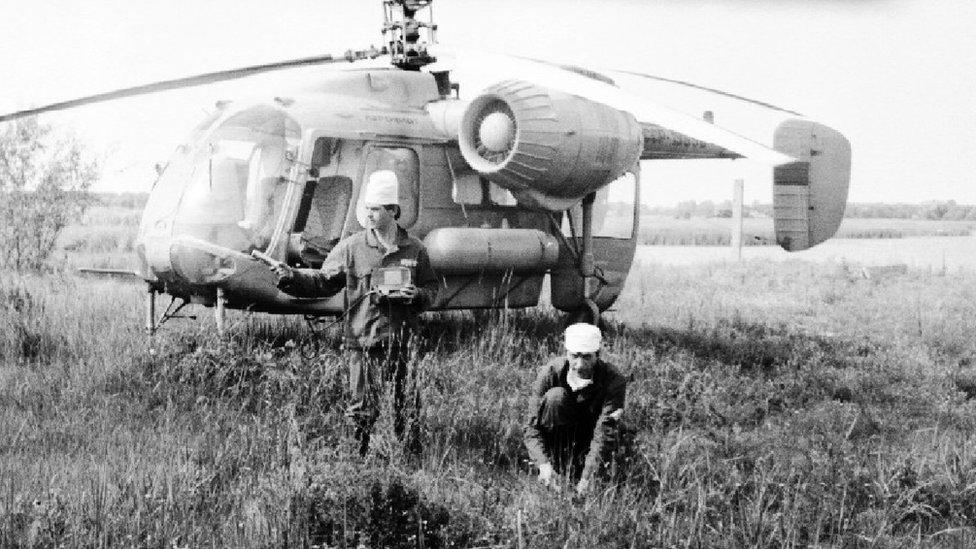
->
[383, 0, 437, 70]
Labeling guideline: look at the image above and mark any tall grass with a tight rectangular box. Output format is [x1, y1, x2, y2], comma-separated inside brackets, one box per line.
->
[55, 206, 143, 271]
[6, 208, 976, 546]
[4, 257, 976, 546]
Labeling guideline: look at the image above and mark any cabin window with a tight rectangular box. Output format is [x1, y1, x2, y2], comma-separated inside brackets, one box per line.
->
[309, 137, 337, 171]
[451, 173, 518, 207]
[452, 172, 484, 205]
[593, 172, 637, 239]
[560, 172, 638, 240]
[488, 181, 517, 206]
[356, 146, 420, 228]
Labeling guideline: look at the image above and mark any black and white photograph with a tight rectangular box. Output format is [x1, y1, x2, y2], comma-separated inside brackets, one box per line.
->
[2, 0, 975, 546]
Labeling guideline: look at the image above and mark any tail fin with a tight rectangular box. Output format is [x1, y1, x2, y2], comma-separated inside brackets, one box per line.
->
[772, 120, 852, 251]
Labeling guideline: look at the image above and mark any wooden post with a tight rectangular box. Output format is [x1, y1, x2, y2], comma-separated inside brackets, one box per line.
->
[215, 287, 226, 337]
[732, 179, 744, 261]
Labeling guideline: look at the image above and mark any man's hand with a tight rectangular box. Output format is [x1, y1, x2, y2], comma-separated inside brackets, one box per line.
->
[575, 477, 591, 497]
[271, 263, 294, 282]
[400, 283, 419, 301]
[538, 463, 556, 487]
[251, 250, 294, 282]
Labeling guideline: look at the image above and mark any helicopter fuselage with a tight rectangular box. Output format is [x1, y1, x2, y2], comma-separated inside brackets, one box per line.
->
[135, 68, 642, 317]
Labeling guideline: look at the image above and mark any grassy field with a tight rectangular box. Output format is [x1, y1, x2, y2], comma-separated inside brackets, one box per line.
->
[54, 206, 143, 271]
[4, 208, 976, 546]
[636, 215, 976, 246]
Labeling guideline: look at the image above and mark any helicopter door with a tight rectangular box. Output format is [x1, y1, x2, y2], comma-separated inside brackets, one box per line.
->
[290, 175, 353, 267]
[552, 171, 640, 313]
[285, 143, 420, 266]
[287, 137, 353, 268]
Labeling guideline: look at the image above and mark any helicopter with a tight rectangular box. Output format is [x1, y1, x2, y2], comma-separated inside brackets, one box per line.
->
[0, 0, 851, 334]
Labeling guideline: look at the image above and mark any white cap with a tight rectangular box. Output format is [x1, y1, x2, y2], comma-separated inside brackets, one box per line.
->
[363, 170, 399, 205]
[564, 323, 602, 353]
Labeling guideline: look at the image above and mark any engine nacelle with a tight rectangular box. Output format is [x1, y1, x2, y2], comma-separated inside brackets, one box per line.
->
[457, 80, 643, 211]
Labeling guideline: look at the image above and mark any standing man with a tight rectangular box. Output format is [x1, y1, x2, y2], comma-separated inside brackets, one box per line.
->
[523, 323, 627, 496]
[272, 170, 439, 454]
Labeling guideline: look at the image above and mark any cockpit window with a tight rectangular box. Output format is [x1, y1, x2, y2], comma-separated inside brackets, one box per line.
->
[146, 105, 301, 252]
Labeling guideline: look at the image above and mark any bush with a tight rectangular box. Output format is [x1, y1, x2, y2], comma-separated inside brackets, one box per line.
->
[0, 280, 64, 362]
[0, 116, 98, 270]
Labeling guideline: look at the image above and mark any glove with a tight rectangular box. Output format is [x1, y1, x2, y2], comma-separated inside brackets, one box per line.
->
[575, 477, 591, 497]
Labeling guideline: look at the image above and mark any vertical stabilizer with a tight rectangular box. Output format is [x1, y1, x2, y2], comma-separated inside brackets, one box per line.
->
[773, 119, 851, 251]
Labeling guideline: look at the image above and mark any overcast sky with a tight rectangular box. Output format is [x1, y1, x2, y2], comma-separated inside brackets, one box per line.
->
[1, 0, 974, 206]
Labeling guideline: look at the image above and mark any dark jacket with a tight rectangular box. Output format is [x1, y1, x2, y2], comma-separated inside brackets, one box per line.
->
[278, 226, 438, 349]
[523, 356, 627, 480]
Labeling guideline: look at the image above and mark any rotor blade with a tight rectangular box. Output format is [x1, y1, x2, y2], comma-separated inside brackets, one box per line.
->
[610, 70, 803, 117]
[507, 57, 805, 121]
[430, 47, 793, 166]
[0, 51, 382, 123]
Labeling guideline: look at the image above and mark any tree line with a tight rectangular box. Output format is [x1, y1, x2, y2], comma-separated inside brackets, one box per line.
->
[640, 200, 976, 220]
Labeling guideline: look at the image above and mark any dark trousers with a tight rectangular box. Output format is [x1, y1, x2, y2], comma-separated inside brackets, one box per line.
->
[535, 387, 598, 480]
[345, 343, 418, 455]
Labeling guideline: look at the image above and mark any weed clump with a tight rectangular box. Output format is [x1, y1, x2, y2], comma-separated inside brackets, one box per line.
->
[296, 468, 470, 548]
[110, 335, 346, 420]
[2, 493, 68, 548]
[0, 281, 65, 362]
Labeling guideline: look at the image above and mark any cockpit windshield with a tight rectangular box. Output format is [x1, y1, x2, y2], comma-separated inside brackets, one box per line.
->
[141, 105, 301, 253]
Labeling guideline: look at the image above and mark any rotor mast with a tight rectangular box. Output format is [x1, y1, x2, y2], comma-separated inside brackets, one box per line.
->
[383, 0, 437, 70]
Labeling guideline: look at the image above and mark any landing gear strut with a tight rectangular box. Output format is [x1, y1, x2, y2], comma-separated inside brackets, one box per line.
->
[144, 282, 196, 339]
[578, 192, 601, 326]
[145, 285, 157, 337]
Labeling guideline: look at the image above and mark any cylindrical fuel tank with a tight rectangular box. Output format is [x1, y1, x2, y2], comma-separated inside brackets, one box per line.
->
[458, 80, 643, 211]
[424, 228, 559, 274]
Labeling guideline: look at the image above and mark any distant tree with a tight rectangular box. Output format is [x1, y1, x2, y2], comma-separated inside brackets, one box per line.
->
[695, 200, 716, 218]
[944, 202, 970, 221]
[0, 117, 98, 270]
[922, 200, 952, 220]
[674, 200, 697, 219]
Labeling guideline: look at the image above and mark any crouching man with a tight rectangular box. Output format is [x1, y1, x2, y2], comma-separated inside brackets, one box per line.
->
[523, 323, 627, 496]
